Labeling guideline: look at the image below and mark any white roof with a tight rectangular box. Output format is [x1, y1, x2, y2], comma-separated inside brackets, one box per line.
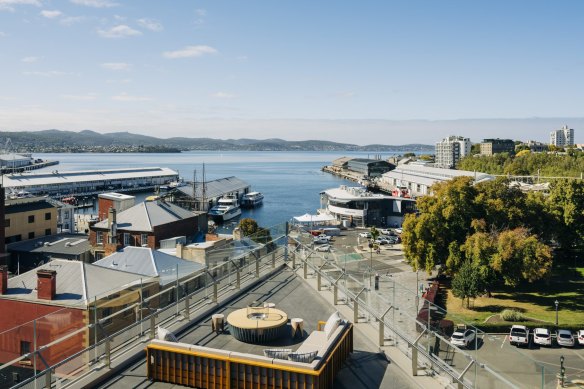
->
[2, 167, 178, 189]
[99, 192, 136, 201]
[323, 186, 394, 201]
[93, 247, 204, 286]
[2, 259, 144, 308]
[383, 164, 493, 184]
[0, 153, 32, 162]
[176, 176, 250, 199]
[293, 213, 336, 223]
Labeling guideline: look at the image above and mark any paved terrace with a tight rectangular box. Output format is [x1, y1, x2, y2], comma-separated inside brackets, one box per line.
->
[92, 268, 421, 389]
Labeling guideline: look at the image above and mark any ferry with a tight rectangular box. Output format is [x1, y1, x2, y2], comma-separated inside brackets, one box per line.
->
[241, 191, 264, 208]
[208, 196, 242, 222]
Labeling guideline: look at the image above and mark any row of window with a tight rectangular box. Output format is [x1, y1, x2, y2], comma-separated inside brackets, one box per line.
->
[96, 231, 149, 246]
[5, 212, 52, 227]
[5, 229, 53, 244]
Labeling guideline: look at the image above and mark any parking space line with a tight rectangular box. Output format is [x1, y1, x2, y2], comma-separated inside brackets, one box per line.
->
[501, 335, 507, 348]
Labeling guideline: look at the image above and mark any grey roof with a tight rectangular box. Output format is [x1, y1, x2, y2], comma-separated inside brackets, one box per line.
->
[176, 176, 250, 199]
[382, 164, 493, 184]
[93, 247, 204, 286]
[93, 200, 196, 232]
[7, 234, 91, 256]
[331, 157, 353, 166]
[2, 259, 144, 308]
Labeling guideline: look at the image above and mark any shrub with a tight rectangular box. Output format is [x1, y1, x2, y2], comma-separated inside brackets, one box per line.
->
[500, 309, 525, 322]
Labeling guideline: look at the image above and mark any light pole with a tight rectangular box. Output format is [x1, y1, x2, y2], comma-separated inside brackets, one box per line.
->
[555, 300, 559, 326]
[416, 269, 420, 310]
[368, 241, 374, 290]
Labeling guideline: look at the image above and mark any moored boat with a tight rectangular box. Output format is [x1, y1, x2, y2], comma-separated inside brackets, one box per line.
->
[208, 196, 242, 222]
[241, 192, 264, 208]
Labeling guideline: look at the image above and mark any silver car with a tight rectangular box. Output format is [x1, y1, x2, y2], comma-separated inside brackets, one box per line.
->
[556, 329, 574, 347]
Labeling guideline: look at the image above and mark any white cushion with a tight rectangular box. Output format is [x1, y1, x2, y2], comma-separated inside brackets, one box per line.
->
[156, 326, 178, 342]
[323, 311, 341, 339]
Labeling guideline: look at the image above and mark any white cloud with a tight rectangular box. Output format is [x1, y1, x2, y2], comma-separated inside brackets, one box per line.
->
[98, 24, 142, 38]
[62, 93, 97, 101]
[194, 8, 206, 26]
[21, 56, 39, 63]
[0, 0, 40, 12]
[195, 8, 206, 17]
[60, 16, 85, 26]
[212, 92, 236, 99]
[0, 31, 7, 37]
[40, 9, 62, 18]
[163, 45, 217, 59]
[70, 0, 118, 8]
[22, 70, 68, 77]
[112, 92, 151, 102]
[101, 62, 131, 71]
[137, 18, 163, 32]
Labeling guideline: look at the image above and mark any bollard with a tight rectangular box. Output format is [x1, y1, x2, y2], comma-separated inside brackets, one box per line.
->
[375, 273, 380, 290]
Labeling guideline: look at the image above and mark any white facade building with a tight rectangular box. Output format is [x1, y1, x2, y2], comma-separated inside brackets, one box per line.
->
[549, 125, 574, 147]
[434, 135, 471, 168]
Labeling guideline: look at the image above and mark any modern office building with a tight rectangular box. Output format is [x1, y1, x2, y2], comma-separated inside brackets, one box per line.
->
[434, 135, 471, 168]
[480, 139, 515, 156]
[550, 125, 574, 147]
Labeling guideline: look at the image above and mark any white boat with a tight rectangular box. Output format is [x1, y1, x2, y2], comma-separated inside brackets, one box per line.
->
[241, 192, 264, 208]
[208, 196, 242, 222]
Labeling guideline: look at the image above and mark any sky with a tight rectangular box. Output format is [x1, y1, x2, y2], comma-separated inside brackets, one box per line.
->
[0, 0, 583, 145]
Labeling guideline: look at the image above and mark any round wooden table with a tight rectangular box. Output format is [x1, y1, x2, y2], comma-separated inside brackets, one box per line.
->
[227, 307, 288, 343]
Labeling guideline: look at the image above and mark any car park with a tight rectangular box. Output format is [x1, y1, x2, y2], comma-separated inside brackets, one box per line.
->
[533, 328, 552, 347]
[450, 328, 476, 348]
[556, 329, 575, 347]
[509, 325, 530, 347]
[577, 330, 584, 346]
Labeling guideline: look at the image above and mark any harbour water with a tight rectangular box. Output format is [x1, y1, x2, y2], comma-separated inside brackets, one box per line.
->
[36, 151, 409, 232]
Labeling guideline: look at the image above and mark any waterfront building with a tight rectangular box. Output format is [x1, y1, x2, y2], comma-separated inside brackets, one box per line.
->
[0, 154, 33, 169]
[320, 185, 416, 227]
[97, 192, 135, 221]
[434, 135, 471, 168]
[550, 125, 574, 147]
[4, 197, 58, 245]
[346, 158, 394, 178]
[170, 176, 250, 211]
[6, 234, 92, 274]
[480, 138, 515, 156]
[89, 198, 206, 259]
[380, 164, 493, 197]
[2, 167, 178, 198]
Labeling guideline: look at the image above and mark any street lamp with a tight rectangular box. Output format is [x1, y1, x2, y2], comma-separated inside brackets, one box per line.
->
[368, 241, 374, 289]
[555, 300, 559, 326]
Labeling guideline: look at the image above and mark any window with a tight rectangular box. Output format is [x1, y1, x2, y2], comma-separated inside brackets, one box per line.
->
[141, 234, 148, 246]
[95, 252, 104, 261]
[28, 215, 34, 223]
[4, 219, 10, 228]
[28, 232, 35, 239]
[20, 341, 31, 359]
[96, 231, 103, 244]
[45, 228, 51, 236]
[101, 308, 112, 325]
[124, 233, 130, 246]
[64, 211, 69, 219]
[45, 212, 51, 221]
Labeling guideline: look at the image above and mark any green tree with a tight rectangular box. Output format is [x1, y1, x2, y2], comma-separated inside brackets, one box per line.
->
[491, 228, 552, 286]
[546, 179, 584, 250]
[451, 260, 481, 308]
[238, 218, 259, 237]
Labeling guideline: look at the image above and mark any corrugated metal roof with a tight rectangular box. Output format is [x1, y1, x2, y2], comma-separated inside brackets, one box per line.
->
[176, 176, 250, 199]
[93, 247, 204, 286]
[93, 200, 196, 232]
[5, 199, 55, 214]
[2, 167, 177, 189]
[2, 259, 144, 308]
[7, 234, 91, 256]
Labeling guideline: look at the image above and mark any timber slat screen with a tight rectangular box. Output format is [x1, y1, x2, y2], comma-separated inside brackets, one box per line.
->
[146, 324, 353, 389]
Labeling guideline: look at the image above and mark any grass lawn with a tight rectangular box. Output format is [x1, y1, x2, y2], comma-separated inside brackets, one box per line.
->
[445, 266, 584, 328]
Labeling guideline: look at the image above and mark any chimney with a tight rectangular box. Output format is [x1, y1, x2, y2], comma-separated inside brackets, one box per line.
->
[0, 265, 7, 295]
[108, 207, 117, 244]
[37, 269, 57, 300]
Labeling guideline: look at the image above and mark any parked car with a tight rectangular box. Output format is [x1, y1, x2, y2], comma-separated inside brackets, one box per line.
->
[313, 237, 330, 245]
[577, 330, 584, 346]
[317, 234, 331, 241]
[556, 329, 575, 347]
[375, 238, 391, 245]
[509, 325, 530, 347]
[315, 244, 331, 252]
[394, 228, 403, 234]
[359, 232, 371, 238]
[379, 228, 392, 235]
[533, 328, 552, 347]
[450, 328, 476, 348]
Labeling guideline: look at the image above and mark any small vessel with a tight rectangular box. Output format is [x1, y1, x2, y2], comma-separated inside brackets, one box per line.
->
[241, 192, 264, 208]
[208, 196, 242, 222]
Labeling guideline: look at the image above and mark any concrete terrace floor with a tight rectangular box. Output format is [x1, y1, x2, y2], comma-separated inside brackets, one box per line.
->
[96, 267, 417, 389]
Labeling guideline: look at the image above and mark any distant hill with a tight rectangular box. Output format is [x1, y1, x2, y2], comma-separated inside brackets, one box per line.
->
[0, 130, 434, 153]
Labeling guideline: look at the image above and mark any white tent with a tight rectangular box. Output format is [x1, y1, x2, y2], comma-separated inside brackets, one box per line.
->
[292, 213, 336, 225]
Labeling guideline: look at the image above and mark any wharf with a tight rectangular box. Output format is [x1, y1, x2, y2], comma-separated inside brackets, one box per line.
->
[322, 165, 396, 195]
[0, 159, 58, 174]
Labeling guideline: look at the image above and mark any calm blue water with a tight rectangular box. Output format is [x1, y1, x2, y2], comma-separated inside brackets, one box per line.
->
[36, 151, 406, 231]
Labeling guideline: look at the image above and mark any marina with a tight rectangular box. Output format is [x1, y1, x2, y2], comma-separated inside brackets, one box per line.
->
[241, 191, 264, 208]
[207, 195, 242, 222]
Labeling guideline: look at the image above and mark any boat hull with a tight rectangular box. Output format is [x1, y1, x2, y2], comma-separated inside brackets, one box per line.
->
[209, 208, 242, 223]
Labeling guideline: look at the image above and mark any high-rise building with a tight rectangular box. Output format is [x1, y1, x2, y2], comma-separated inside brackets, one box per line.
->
[435, 135, 471, 168]
[480, 138, 515, 156]
[550, 125, 574, 147]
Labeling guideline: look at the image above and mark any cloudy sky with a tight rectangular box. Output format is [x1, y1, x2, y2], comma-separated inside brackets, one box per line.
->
[0, 0, 583, 145]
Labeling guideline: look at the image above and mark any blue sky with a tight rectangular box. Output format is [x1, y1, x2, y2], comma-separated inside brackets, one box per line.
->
[0, 0, 583, 145]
